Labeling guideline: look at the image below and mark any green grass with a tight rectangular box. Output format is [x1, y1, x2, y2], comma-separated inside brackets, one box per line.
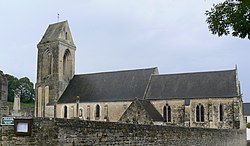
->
[7, 101, 35, 110]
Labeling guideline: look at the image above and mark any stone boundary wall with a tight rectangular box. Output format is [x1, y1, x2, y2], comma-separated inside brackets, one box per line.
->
[0, 118, 247, 146]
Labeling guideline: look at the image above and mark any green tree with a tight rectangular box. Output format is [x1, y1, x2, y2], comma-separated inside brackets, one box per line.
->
[205, 0, 250, 39]
[5, 74, 35, 103]
[18, 77, 35, 103]
[247, 123, 250, 128]
[5, 74, 19, 102]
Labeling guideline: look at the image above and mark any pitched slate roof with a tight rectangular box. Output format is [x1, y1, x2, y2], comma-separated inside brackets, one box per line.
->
[145, 70, 238, 99]
[137, 99, 164, 122]
[243, 103, 250, 116]
[38, 21, 75, 45]
[57, 68, 157, 103]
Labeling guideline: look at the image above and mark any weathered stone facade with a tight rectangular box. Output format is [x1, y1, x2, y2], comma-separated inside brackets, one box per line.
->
[57, 97, 244, 129]
[0, 70, 9, 117]
[0, 118, 247, 146]
[151, 97, 244, 129]
[56, 101, 132, 122]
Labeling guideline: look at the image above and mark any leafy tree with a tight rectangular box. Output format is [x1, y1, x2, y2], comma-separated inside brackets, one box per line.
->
[5, 74, 35, 103]
[205, 0, 250, 39]
[18, 77, 35, 103]
[5, 74, 19, 102]
[247, 123, 250, 128]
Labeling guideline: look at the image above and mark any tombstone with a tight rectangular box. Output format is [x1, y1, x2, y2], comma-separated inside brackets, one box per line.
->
[13, 89, 21, 116]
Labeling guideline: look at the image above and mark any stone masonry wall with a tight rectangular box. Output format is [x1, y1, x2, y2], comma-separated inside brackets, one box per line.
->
[0, 118, 247, 146]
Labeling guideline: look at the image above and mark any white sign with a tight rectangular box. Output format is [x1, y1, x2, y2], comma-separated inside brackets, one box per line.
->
[16, 122, 29, 133]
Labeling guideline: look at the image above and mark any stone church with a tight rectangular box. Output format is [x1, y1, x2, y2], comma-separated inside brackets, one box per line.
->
[35, 21, 245, 129]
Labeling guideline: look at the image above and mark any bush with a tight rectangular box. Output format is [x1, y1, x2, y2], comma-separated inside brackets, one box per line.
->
[247, 123, 250, 128]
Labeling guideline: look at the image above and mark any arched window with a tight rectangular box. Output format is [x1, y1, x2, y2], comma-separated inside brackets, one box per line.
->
[64, 106, 67, 118]
[63, 49, 72, 80]
[168, 106, 171, 122]
[163, 106, 167, 122]
[79, 108, 83, 118]
[219, 104, 224, 121]
[196, 104, 205, 122]
[87, 105, 90, 120]
[42, 49, 53, 78]
[200, 105, 204, 122]
[95, 104, 100, 119]
[163, 104, 171, 122]
[65, 32, 68, 40]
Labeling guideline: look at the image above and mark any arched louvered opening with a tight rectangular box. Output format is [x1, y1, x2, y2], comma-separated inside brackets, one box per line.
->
[42, 49, 53, 79]
[63, 49, 72, 80]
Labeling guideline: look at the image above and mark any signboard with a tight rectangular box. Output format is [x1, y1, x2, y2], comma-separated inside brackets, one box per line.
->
[14, 119, 32, 136]
[1, 117, 14, 125]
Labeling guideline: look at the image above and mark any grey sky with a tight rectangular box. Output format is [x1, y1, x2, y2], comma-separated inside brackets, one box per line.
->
[0, 0, 249, 102]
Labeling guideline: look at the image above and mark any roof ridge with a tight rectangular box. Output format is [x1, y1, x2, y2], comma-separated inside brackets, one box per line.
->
[151, 69, 235, 77]
[48, 20, 67, 26]
[74, 67, 157, 76]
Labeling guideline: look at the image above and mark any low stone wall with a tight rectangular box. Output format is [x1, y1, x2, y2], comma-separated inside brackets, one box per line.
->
[0, 118, 247, 146]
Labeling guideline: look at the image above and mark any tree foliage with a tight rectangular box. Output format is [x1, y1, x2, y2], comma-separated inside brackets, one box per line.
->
[247, 122, 250, 128]
[5, 74, 35, 103]
[205, 0, 250, 39]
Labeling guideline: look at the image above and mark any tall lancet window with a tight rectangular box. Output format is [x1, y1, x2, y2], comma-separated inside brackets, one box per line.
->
[196, 104, 205, 122]
[63, 49, 72, 80]
[65, 32, 68, 40]
[219, 104, 224, 121]
[163, 104, 171, 122]
[64, 105, 68, 118]
[42, 49, 53, 78]
[95, 104, 100, 120]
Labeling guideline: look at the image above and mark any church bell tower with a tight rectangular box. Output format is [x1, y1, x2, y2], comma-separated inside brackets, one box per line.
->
[35, 21, 76, 117]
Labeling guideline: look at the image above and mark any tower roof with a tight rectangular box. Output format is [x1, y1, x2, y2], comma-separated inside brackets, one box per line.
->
[38, 21, 75, 46]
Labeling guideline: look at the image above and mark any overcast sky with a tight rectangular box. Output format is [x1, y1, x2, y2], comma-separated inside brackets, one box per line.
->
[0, 0, 249, 102]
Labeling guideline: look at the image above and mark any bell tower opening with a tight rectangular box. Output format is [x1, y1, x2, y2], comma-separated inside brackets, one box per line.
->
[42, 49, 53, 79]
[63, 49, 72, 81]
